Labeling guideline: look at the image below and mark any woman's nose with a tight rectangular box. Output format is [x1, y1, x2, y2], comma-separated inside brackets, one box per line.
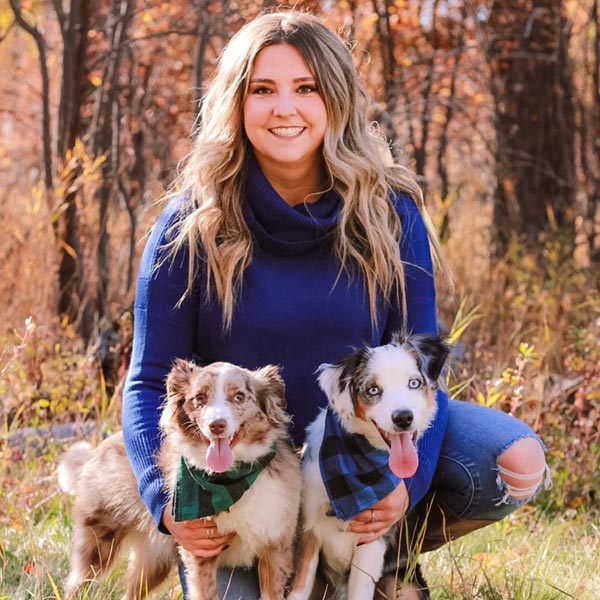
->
[272, 93, 297, 117]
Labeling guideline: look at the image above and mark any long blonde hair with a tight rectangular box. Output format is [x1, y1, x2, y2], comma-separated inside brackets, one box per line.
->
[166, 10, 448, 330]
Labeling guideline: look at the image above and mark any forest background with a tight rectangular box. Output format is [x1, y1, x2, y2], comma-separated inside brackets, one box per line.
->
[1, 0, 599, 598]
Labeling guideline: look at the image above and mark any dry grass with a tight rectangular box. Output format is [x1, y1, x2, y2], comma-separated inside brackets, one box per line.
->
[423, 507, 600, 599]
[1, 444, 597, 600]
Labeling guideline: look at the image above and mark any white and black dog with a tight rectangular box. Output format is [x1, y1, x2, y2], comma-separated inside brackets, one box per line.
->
[290, 333, 451, 600]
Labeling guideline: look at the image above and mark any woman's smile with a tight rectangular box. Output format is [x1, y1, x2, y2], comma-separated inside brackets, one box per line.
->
[269, 126, 306, 138]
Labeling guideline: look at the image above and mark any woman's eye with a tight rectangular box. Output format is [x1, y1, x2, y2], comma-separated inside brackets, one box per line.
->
[367, 385, 381, 397]
[298, 84, 317, 94]
[408, 378, 422, 390]
[251, 86, 271, 95]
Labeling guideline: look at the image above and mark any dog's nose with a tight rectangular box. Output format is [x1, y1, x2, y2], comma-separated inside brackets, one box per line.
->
[392, 409, 413, 430]
[209, 419, 227, 436]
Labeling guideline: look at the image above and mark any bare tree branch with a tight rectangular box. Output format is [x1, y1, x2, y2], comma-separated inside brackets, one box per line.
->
[50, 0, 67, 39]
[8, 0, 53, 194]
[193, 0, 212, 112]
[0, 18, 17, 43]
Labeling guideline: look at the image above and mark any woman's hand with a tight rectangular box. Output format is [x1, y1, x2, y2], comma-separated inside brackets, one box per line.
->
[349, 481, 410, 545]
[162, 504, 235, 558]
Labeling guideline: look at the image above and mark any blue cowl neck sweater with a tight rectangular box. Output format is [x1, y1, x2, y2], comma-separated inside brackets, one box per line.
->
[122, 155, 447, 529]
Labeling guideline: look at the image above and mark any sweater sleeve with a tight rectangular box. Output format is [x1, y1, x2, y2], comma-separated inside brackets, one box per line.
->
[122, 197, 198, 531]
[384, 193, 448, 509]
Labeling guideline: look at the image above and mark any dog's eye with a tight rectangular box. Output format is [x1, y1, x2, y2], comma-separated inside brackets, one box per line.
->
[233, 391, 245, 402]
[408, 378, 422, 390]
[189, 392, 206, 407]
[366, 385, 381, 397]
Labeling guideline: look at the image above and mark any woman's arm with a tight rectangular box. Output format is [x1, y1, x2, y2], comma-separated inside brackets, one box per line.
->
[122, 198, 198, 531]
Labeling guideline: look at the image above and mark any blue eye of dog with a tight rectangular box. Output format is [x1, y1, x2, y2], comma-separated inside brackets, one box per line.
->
[366, 385, 381, 397]
[234, 391, 245, 402]
[408, 378, 422, 389]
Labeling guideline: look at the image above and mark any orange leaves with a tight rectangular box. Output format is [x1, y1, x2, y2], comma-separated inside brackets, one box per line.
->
[362, 13, 378, 28]
[22, 559, 35, 575]
[88, 72, 102, 87]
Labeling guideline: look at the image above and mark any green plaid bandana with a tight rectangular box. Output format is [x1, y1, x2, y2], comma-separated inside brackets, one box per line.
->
[171, 444, 277, 521]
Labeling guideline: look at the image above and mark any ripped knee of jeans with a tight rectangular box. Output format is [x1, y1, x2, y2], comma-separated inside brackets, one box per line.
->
[494, 437, 552, 506]
[495, 463, 553, 505]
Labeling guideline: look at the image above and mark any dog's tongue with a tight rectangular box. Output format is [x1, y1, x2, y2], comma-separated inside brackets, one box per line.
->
[206, 438, 233, 473]
[388, 432, 418, 478]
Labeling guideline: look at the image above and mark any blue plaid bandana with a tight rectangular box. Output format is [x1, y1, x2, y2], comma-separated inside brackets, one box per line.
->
[319, 407, 402, 521]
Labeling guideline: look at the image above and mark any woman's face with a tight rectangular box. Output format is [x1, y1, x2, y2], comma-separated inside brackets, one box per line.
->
[243, 44, 327, 177]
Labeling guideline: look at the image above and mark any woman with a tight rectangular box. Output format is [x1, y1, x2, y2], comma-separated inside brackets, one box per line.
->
[122, 10, 550, 599]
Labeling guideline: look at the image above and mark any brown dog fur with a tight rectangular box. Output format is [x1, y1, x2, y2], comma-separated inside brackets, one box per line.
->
[59, 359, 302, 600]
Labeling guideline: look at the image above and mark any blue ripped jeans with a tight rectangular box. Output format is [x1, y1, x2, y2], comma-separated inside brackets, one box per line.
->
[179, 400, 550, 598]
[419, 398, 549, 522]
[401, 399, 551, 558]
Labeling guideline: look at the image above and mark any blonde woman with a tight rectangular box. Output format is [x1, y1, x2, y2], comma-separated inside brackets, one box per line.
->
[122, 10, 550, 599]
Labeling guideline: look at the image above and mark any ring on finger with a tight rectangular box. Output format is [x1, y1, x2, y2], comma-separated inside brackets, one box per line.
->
[370, 509, 377, 524]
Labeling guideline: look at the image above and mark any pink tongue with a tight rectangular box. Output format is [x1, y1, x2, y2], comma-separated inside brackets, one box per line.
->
[388, 432, 418, 478]
[206, 438, 233, 473]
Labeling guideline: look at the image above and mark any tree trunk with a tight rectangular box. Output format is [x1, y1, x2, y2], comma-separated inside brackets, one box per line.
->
[193, 0, 212, 113]
[57, 0, 90, 159]
[89, 0, 135, 329]
[579, 0, 600, 262]
[374, 0, 400, 158]
[483, 0, 576, 253]
[55, 0, 93, 337]
[436, 5, 466, 243]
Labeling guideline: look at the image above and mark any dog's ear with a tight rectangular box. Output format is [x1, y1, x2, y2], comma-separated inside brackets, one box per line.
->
[407, 334, 452, 387]
[160, 358, 197, 433]
[166, 358, 196, 400]
[253, 365, 290, 426]
[318, 348, 368, 427]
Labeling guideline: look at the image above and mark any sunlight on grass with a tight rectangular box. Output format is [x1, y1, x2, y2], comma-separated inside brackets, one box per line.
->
[0, 493, 181, 599]
[422, 507, 600, 599]
[0, 443, 178, 600]
[1, 450, 597, 600]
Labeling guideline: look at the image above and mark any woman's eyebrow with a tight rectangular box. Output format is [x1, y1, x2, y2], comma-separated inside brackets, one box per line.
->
[249, 76, 316, 84]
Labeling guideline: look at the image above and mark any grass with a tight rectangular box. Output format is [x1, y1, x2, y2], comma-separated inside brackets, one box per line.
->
[0, 469, 182, 600]
[423, 507, 600, 599]
[1, 442, 598, 600]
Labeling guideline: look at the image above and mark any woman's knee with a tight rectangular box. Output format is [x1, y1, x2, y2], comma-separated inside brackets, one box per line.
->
[496, 437, 551, 502]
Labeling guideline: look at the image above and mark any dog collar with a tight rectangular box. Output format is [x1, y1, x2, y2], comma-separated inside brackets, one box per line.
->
[319, 408, 403, 521]
[172, 444, 277, 521]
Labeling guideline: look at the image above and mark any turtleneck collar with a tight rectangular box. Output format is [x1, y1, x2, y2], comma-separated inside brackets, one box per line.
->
[243, 151, 342, 255]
